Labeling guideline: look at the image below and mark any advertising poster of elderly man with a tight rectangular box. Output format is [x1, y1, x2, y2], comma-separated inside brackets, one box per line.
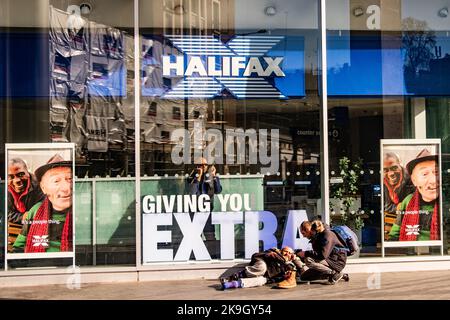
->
[381, 140, 443, 249]
[4, 144, 75, 265]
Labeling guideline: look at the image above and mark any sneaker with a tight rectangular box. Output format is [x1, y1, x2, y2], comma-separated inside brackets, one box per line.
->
[219, 277, 227, 290]
[328, 272, 344, 284]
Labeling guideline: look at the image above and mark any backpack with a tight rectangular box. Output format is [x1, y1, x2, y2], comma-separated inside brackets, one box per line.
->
[331, 225, 359, 256]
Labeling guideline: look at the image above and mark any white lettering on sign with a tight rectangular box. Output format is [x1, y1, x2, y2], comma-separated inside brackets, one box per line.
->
[162, 56, 285, 77]
[142, 209, 311, 262]
[212, 212, 244, 259]
[282, 210, 312, 250]
[142, 194, 211, 213]
[244, 211, 278, 258]
[162, 55, 183, 76]
[162, 35, 287, 99]
[143, 193, 253, 213]
[174, 212, 211, 261]
[142, 213, 173, 262]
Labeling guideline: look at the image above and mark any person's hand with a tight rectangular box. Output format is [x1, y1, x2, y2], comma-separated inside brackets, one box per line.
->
[196, 167, 203, 180]
[210, 166, 216, 177]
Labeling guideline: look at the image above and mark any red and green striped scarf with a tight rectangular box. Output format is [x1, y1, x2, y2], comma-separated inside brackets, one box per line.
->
[400, 190, 439, 241]
[25, 197, 72, 253]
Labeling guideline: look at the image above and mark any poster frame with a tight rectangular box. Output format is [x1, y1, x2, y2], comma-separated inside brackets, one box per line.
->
[380, 139, 443, 256]
[4, 143, 76, 269]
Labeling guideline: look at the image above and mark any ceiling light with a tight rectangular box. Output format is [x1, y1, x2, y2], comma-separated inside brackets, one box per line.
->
[79, 3, 92, 15]
[264, 6, 277, 16]
[353, 6, 364, 17]
[173, 4, 185, 15]
[438, 7, 448, 18]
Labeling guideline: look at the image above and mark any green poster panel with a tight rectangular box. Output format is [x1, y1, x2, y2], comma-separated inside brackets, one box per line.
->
[95, 180, 135, 245]
[140, 176, 264, 240]
[140, 176, 264, 211]
[212, 177, 264, 212]
[141, 178, 188, 197]
[74, 181, 92, 246]
[214, 176, 264, 239]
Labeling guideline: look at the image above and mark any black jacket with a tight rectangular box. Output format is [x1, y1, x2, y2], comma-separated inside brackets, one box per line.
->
[7, 177, 45, 224]
[305, 228, 347, 272]
[250, 248, 294, 279]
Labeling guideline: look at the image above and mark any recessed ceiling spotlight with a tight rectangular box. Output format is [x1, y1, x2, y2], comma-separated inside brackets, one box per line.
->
[80, 3, 92, 15]
[353, 6, 364, 17]
[264, 6, 277, 16]
[438, 7, 448, 18]
[173, 4, 185, 15]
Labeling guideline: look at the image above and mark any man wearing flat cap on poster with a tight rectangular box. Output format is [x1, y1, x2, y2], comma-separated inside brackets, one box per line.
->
[388, 149, 440, 241]
[13, 154, 73, 253]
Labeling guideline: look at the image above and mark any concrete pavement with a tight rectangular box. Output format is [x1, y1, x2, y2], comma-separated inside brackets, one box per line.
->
[1, 270, 450, 300]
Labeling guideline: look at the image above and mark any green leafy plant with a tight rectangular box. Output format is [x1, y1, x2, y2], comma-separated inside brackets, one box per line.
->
[330, 157, 365, 231]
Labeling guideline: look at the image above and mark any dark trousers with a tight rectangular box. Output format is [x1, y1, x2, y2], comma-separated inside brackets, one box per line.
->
[299, 257, 335, 281]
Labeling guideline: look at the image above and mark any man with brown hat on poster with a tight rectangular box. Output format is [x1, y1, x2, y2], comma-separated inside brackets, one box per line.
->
[13, 154, 73, 253]
[388, 149, 440, 241]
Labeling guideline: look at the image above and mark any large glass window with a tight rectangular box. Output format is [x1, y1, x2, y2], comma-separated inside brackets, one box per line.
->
[3, 0, 450, 273]
[0, 0, 136, 268]
[139, 0, 322, 262]
[327, 0, 450, 257]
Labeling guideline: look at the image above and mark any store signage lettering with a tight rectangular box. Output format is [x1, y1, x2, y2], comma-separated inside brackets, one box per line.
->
[161, 35, 288, 99]
[142, 194, 252, 214]
[142, 194, 310, 262]
[162, 56, 285, 77]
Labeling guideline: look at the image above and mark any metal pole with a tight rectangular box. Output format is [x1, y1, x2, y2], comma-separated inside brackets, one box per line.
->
[320, 0, 330, 224]
[92, 179, 97, 266]
[134, 0, 142, 268]
[439, 141, 444, 256]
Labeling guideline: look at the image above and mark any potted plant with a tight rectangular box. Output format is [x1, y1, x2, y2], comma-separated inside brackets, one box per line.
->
[330, 157, 366, 255]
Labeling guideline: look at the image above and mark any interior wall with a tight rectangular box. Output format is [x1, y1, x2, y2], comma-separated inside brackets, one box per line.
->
[0, 0, 50, 27]
[234, 0, 319, 30]
[2, 1, 450, 31]
[50, 0, 134, 28]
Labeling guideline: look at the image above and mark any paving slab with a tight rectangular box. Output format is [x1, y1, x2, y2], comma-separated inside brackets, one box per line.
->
[1, 270, 450, 300]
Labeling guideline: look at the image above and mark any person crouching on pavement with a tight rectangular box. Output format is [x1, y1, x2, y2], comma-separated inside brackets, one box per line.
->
[220, 246, 304, 290]
[296, 220, 349, 284]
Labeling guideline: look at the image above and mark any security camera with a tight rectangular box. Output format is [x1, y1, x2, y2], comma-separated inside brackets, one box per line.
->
[80, 3, 92, 15]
